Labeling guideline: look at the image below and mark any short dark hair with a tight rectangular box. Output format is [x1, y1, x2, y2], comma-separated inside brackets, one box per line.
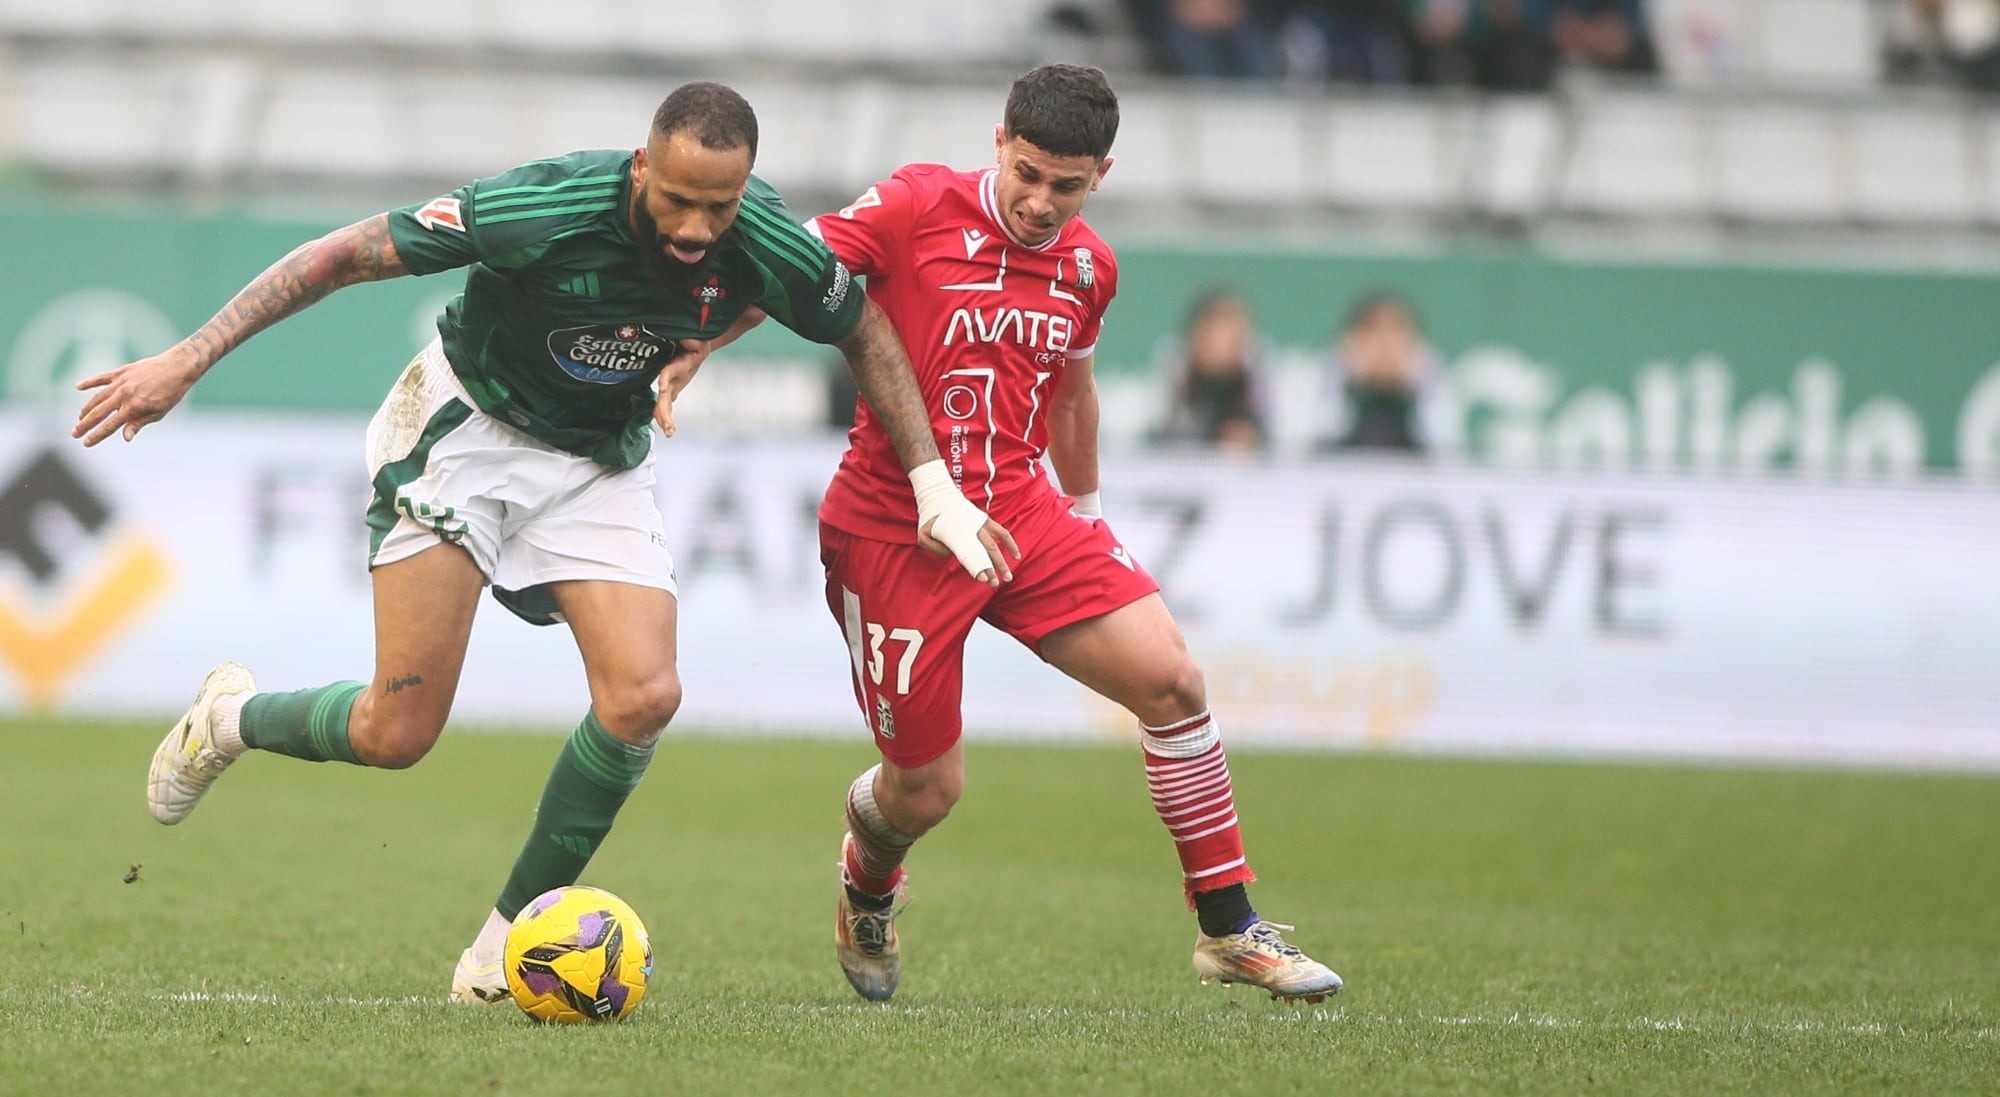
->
[1003, 64, 1119, 160]
[652, 81, 759, 162]
[1345, 290, 1420, 334]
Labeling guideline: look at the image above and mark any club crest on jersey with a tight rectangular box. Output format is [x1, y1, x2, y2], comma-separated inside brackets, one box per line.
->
[546, 323, 670, 385]
[692, 277, 727, 327]
[1072, 247, 1095, 288]
[414, 197, 464, 233]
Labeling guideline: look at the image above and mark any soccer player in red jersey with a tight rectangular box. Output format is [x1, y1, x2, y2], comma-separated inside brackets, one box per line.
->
[697, 65, 1341, 1003]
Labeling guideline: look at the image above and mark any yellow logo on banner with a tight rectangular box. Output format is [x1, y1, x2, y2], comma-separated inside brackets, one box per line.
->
[0, 449, 174, 710]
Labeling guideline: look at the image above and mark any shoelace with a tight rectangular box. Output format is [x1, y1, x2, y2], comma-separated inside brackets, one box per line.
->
[845, 904, 895, 954]
[1248, 921, 1309, 962]
[842, 881, 909, 956]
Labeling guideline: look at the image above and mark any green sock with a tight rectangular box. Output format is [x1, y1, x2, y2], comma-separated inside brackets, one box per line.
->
[239, 682, 366, 765]
[496, 712, 654, 920]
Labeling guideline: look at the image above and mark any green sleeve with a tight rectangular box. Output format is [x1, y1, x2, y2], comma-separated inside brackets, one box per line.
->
[731, 175, 863, 345]
[387, 156, 628, 277]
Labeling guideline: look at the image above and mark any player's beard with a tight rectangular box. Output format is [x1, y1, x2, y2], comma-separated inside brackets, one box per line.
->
[630, 193, 705, 279]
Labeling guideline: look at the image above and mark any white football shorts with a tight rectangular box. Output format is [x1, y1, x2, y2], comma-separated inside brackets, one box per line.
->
[363, 339, 675, 625]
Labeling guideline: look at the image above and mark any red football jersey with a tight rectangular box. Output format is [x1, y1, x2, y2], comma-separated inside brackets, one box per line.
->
[810, 164, 1118, 543]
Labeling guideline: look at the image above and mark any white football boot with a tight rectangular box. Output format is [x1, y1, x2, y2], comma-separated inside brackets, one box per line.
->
[450, 947, 510, 1004]
[147, 662, 255, 825]
[835, 835, 907, 1002]
[1192, 920, 1344, 1003]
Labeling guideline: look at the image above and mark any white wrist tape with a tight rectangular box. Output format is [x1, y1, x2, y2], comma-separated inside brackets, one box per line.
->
[1070, 490, 1102, 519]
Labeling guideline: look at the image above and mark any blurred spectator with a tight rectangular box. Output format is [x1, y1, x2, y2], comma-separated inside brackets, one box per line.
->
[1403, 0, 1560, 89]
[1884, 0, 2000, 91]
[1315, 291, 1448, 454]
[1550, 0, 1657, 75]
[1280, 0, 1415, 84]
[1152, 289, 1274, 453]
[1403, 0, 1654, 89]
[1125, 0, 1287, 79]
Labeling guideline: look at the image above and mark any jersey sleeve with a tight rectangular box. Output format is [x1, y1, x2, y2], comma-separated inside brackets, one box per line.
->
[803, 168, 922, 278]
[386, 156, 628, 277]
[1070, 247, 1119, 360]
[733, 175, 864, 345]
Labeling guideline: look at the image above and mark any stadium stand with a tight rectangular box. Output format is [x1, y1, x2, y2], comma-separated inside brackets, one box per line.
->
[3, 0, 1997, 245]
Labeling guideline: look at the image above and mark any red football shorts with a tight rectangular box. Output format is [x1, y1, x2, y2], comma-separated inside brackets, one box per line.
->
[819, 501, 1161, 768]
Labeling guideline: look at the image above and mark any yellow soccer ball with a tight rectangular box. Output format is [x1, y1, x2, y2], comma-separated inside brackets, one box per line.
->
[503, 886, 652, 1023]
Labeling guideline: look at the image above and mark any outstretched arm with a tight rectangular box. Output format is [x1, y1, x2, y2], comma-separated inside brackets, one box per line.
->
[834, 297, 1019, 585]
[74, 213, 407, 445]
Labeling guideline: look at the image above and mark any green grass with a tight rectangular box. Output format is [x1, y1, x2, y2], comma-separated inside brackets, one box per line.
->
[2, 718, 1995, 1096]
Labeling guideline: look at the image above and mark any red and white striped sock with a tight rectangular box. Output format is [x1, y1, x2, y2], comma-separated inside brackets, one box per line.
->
[1143, 711, 1255, 907]
[843, 765, 913, 897]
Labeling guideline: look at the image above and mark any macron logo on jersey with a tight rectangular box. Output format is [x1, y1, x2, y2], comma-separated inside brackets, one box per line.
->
[961, 228, 989, 259]
[414, 197, 465, 233]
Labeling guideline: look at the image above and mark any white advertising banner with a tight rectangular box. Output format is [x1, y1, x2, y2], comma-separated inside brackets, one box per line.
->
[2, 411, 1996, 769]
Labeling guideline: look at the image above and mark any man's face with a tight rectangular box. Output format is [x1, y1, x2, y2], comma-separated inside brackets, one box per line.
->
[991, 127, 1109, 248]
[629, 129, 753, 272]
[1346, 304, 1421, 389]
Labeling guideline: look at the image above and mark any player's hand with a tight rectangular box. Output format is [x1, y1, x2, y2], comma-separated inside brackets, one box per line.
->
[908, 459, 1019, 585]
[652, 338, 713, 437]
[72, 344, 203, 446]
[919, 513, 1020, 587]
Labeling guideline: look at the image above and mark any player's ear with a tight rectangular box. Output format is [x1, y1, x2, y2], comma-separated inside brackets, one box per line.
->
[1093, 156, 1114, 190]
[994, 123, 1006, 161]
[632, 146, 648, 183]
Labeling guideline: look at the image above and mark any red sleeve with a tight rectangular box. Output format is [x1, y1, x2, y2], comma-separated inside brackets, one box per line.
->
[807, 168, 922, 278]
[1072, 246, 1118, 360]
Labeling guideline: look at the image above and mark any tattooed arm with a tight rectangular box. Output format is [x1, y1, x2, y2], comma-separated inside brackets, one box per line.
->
[834, 298, 941, 473]
[74, 213, 406, 446]
[835, 297, 1018, 584]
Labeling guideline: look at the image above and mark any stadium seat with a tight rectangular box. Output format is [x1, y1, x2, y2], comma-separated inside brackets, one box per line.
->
[14, 57, 181, 173]
[1469, 96, 1559, 218]
[1713, 103, 1845, 221]
[0, 0, 120, 35]
[1850, 108, 1973, 225]
[252, 72, 405, 180]
[1317, 97, 1459, 212]
[1754, 0, 1879, 89]
[1979, 115, 2000, 228]
[885, 88, 1010, 180]
[1189, 92, 1310, 207]
[726, 81, 845, 198]
[1558, 95, 1706, 219]
[1099, 88, 1184, 205]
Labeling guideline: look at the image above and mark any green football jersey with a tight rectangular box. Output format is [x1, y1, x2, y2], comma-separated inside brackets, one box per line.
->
[387, 149, 861, 468]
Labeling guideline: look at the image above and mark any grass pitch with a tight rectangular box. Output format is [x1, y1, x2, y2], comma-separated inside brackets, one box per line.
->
[3, 718, 1995, 1096]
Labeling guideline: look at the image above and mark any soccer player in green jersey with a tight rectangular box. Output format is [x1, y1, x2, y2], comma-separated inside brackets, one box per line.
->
[72, 82, 1017, 1002]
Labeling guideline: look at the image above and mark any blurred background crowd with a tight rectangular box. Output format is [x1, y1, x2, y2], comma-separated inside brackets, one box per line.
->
[1118, 0, 2000, 93]
[3, 0, 1999, 472]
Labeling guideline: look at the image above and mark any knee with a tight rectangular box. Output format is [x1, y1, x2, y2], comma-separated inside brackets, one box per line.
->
[350, 694, 445, 770]
[594, 673, 683, 746]
[1147, 658, 1207, 721]
[884, 765, 963, 833]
